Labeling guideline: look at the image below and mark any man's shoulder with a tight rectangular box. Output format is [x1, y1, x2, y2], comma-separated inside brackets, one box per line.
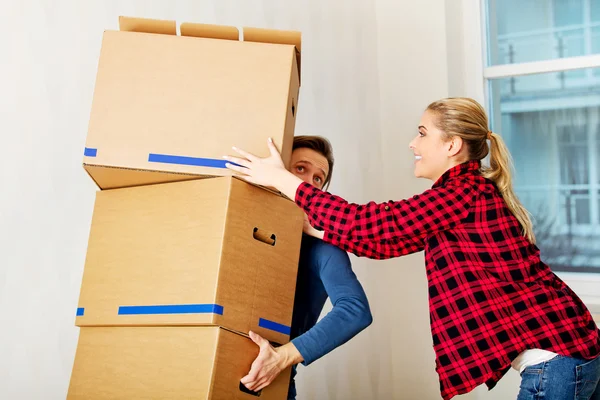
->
[301, 236, 351, 267]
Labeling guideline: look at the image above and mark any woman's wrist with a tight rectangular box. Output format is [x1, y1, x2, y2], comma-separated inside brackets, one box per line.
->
[276, 168, 304, 201]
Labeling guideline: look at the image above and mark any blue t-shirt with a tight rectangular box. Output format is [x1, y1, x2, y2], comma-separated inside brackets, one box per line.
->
[287, 235, 372, 399]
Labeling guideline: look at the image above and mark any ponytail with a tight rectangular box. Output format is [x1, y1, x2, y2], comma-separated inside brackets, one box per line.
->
[483, 132, 536, 244]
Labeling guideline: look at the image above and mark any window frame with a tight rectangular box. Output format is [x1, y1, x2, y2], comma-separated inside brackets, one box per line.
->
[458, 0, 600, 313]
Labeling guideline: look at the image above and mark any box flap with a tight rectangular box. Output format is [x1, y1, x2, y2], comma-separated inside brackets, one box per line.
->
[119, 16, 176, 35]
[180, 23, 239, 41]
[243, 27, 301, 84]
[83, 164, 205, 190]
[242, 27, 301, 52]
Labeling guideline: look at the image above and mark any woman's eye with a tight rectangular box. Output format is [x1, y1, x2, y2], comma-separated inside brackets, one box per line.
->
[315, 177, 322, 183]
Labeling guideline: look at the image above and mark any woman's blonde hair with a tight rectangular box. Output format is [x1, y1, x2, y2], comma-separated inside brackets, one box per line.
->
[426, 97, 536, 244]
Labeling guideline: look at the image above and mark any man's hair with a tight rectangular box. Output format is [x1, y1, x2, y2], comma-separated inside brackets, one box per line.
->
[292, 135, 334, 190]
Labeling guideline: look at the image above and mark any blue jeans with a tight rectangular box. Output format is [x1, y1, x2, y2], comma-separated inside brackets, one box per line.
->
[517, 354, 600, 400]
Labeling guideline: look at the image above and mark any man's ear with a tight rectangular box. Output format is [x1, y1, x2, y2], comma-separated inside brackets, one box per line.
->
[447, 136, 464, 158]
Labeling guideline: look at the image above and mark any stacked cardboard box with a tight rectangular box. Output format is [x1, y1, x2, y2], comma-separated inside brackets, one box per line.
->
[68, 17, 304, 399]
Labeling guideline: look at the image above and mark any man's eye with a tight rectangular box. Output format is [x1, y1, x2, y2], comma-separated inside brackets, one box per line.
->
[296, 166, 304, 172]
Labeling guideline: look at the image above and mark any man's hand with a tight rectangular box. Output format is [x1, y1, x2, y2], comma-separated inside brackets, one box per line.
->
[241, 331, 303, 392]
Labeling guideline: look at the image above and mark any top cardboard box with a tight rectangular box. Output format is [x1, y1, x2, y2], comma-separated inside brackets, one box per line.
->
[83, 17, 301, 190]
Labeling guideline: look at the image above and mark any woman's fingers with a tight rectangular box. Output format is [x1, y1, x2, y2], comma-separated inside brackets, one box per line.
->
[231, 146, 259, 162]
[224, 162, 250, 175]
[223, 155, 250, 168]
[266, 138, 281, 157]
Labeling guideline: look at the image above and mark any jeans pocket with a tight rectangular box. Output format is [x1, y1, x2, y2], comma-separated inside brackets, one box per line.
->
[575, 356, 600, 399]
[520, 360, 546, 377]
[518, 367, 543, 399]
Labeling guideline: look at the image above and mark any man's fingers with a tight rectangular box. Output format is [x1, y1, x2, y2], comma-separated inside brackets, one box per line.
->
[255, 377, 273, 392]
[240, 370, 259, 386]
[249, 331, 271, 350]
[241, 374, 264, 392]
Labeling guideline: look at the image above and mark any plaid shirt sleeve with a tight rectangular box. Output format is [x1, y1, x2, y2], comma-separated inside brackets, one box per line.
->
[295, 181, 475, 243]
[323, 231, 426, 259]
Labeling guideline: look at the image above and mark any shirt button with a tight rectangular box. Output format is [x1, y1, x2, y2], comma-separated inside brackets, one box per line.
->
[384, 205, 390, 211]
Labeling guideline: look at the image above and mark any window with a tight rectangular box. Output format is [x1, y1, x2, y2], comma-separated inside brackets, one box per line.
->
[477, 0, 600, 311]
[487, 0, 600, 65]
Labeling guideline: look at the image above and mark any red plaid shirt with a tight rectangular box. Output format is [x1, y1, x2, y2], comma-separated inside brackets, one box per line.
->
[295, 160, 600, 399]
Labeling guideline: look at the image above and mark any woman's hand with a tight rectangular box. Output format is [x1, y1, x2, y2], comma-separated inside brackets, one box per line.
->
[303, 214, 325, 239]
[240, 331, 303, 392]
[224, 138, 304, 200]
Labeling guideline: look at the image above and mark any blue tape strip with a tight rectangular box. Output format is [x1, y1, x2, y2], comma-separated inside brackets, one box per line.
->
[148, 153, 232, 168]
[118, 304, 224, 315]
[258, 318, 291, 335]
[76, 308, 85, 317]
[84, 148, 97, 157]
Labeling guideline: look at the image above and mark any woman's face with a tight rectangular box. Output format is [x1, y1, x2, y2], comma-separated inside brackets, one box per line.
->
[409, 110, 457, 182]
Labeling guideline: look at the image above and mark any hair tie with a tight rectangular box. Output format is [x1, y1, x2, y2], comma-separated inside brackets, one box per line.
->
[487, 131, 492, 140]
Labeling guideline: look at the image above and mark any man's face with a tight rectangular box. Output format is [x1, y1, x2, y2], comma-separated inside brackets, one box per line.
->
[289, 148, 329, 190]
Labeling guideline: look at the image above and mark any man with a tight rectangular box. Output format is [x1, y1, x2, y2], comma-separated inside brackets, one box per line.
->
[240, 136, 373, 399]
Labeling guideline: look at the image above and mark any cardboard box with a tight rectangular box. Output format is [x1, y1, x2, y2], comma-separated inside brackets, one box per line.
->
[83, 16, 301, 190]
[76, 177, 303, 344]
[67, 326, 291, 399]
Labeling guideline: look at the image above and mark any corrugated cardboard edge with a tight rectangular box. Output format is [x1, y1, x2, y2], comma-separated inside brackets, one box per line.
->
[83, 164, 290, 198]
[243, 27, 301, 85]
[212, 177, 234, 327]
[116, 16, 301, 84]
[83, 163, 212, 190]
[230, 176, 290, 200]
[180, 23, 239, 40]
[82, 164, 102, 190]
[243, 27, 301, 52]
[206, 327, 222, 399]
[280, 50, 300, 169]
[119, 16, 176, 35]
[231, 179, 262, 342]
[74, 189, 102, 327]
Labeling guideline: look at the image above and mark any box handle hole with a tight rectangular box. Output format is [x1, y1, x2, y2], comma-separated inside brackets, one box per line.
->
[239, 382, 262, 397]
[253, 227, 276, 246]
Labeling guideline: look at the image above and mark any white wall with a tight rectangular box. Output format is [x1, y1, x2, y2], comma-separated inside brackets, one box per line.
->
[297, 1, 451, 398]
[0, 1, 465, 399]
[444, 0, 485, 103]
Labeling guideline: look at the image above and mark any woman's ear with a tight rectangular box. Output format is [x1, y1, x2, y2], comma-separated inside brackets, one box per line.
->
[448, 136, 464, 158]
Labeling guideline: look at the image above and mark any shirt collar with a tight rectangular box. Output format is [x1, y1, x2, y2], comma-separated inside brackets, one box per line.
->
[432, 160, 481, 188]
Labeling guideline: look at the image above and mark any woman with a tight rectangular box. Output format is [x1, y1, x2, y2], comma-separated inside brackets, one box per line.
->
[225, 98, 600, 400]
